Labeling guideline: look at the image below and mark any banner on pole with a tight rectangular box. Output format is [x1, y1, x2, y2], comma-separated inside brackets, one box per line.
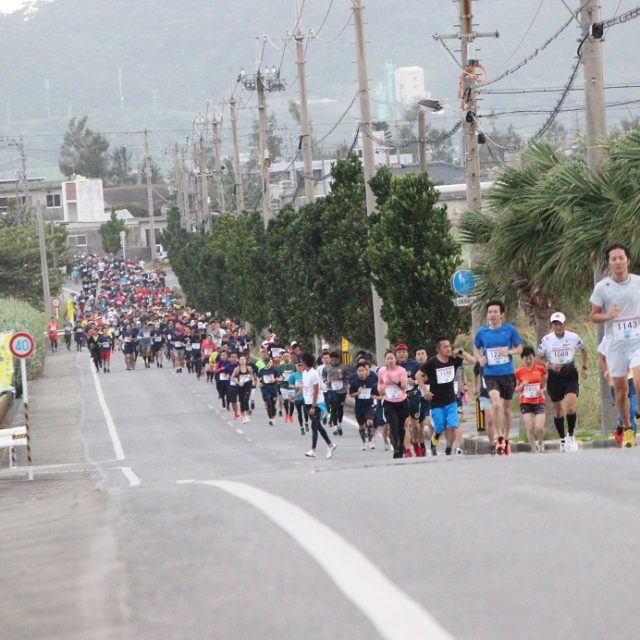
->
[0, 331, 14, 391]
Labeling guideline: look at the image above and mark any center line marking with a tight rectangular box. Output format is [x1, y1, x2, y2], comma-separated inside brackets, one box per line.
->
[200, 480, 453, 640]
[90, 363, 125, 461]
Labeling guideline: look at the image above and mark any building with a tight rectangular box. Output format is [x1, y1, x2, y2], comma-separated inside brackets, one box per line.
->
[0, 177, 63, 221]
[394, 66, 426, 106]
[62, 176, 105, 223]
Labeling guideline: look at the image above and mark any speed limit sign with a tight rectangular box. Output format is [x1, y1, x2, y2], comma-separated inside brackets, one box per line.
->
[9, 332, 35, 359]
[51, 297, 61, 309]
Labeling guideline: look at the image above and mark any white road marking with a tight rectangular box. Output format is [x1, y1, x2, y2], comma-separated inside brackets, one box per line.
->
[90, 364, 125, 461]
[176, 479, 196, 484]
[207, 405, 214, 409]
[342, 416, 359, 427]
[202, 480, 454, 640]
[236, 429, 244, 434]
[121, 467, 141, 487]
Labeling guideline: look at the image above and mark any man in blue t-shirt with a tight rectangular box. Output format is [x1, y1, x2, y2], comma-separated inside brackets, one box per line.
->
[474, 299, 523, 455]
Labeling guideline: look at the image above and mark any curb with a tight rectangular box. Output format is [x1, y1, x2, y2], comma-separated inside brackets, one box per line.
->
[462, 434, 621, 455]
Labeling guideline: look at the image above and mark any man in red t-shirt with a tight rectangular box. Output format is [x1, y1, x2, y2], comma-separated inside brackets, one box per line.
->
[515, 346, 548, 453]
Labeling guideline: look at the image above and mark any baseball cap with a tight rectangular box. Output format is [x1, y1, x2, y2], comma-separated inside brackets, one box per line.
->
[395, 343, 409, 352]
[321, 343, 330, 350]
[290, 341, 299, 347]
[550, 312, 566, 324]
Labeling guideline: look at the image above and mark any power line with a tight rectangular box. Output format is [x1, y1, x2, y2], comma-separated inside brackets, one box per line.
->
[482, 82, 640, 95]
[601, 5, 640, 27]
[493, 0, 545, 72]
[482, 1, 590, 88]
[312, 13, 352, 43]
[314, 90, 360, 145]
[313, 0, 334, 37]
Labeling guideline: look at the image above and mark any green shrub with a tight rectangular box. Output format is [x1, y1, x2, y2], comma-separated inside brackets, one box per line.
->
[0, 297, 46, 379]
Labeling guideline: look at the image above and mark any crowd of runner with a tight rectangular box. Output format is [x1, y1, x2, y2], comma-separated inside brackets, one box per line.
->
[46, 243, 639, 459]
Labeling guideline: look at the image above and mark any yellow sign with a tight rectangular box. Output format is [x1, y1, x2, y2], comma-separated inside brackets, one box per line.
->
[341, 337, 349, 352]
[66, 297, 75, 323]
[0, 331, 14, 391]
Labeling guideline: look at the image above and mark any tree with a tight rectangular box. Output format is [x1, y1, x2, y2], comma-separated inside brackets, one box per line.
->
[108, 145, 136, 186]
[59, 116, 110, 179]
[99, 209, 127, 255]
[458, 141, 592, 343]
[368, 167, 467, 350]
[0, 225, 64, 308]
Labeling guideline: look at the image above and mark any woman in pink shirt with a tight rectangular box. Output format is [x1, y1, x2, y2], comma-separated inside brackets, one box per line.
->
[377, 351, 410, 458]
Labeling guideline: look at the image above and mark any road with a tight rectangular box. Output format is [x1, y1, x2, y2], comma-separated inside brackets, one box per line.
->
[2, 347, 640, 640]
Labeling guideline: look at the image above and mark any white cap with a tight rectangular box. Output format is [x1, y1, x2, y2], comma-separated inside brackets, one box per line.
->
[550, 312, 566, 324]
[322, 343, 330, 350]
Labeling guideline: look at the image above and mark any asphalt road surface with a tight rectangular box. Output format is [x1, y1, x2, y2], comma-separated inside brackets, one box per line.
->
[2, 348, 640, 640]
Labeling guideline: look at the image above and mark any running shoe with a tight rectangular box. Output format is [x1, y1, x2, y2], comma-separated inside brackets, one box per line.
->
[332, 428, 339, 436]
[243, 416, 250, 424]
[361, 442, 366, 451]
[300, 427, 305, 436]
[403, 449, 412, 458]
[338, 427, 343, 436]
[278, 410, 283, 417]
[623, 427, 635, 448]
[233, 413, 241, 420]
[455, 447, 463, 455]
[268, 419, 274, 426]
[368, 442, 375, 450]
[538, 439, 545, 453]
[326, 443, 337, 459]
[504, 440, 511, 455]
[304, 423, 309, 432]
[567, 435, 578, 452]
[413, 443, 422, 457]
[490, 445, 496, 456]
[559, 438, 567, 453]
[420, 442, 427, 457]
[495, 436, 505, 456]
[304, 450, 316, 458]
[445, 446, 452, 456]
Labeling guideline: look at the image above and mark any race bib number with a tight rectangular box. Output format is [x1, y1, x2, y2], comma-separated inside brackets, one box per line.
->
[154, 336, 162, 343]
[191, 342, 200, 349]
[295, 380, 303, 388]
[550, 347, 574, 365]
[239, 374, 252, 385]
[486, 348, 509, 366]
[331, 381, 343, 391]
[219, 373, 230, 381]
[263, 374, 275, 384]
[280, 389, 293, 400]
[174, 341, 182, 348]
[523, 383, 541, 399]
[612, 317, 640, 342]
[385, 385, 402, 400]
[359, 387, 372, 400]
[436, 365, 455, 385]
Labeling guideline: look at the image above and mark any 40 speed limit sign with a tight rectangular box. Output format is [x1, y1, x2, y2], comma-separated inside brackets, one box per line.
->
[9, 332, 35, 359]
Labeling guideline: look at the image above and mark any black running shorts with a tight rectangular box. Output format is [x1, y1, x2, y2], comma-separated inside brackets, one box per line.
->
[546, 368, 579, 403]
[483, 374, 516, 401]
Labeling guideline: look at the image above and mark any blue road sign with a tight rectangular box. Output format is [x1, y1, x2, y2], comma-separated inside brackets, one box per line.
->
[451, 270, 476, 297]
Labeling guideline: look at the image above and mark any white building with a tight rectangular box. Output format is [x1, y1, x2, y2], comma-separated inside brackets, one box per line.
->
[62, 176, 105, 223]
[394, 66, 426, 106]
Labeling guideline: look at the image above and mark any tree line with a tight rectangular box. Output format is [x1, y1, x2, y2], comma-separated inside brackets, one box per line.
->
[160, 157, 468, 352]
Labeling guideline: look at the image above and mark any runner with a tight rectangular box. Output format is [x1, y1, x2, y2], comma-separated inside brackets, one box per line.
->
[278, 352, 297, 423]
[300, 352, 335, 459]
[231, 355, 257, 423]
[214, 350, 231, 408]
[537, 311, 589, 452]
[418, 337, 462, 456]
[349, 361, 379, 450]
[321, 351, 350, 436]
[258, 356, 281, 426]
[151, 322, 165, 368]
[590, 242, 640, 448]
[138, 322, 153, 368]
[120, 321, 136, 371]
[47, 316, 59, 353]
[290, 361, 309, 435]
[395, 343, 423, 457]
[63, 319, 73, 351]
[474, 300, 523, 455]
[515, 346, 548, 453]
[377, 351, 409, 459]
[97, 326, 114, 373]
[415, 347, 431, 453]
[225, 351, 240, 418]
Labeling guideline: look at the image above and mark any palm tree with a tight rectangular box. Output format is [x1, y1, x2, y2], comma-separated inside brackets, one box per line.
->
[459, 141, 590, 344]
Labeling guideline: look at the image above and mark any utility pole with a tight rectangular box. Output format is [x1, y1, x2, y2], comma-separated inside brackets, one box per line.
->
[434, 1, 497, 333]
[144, 129, 157, 260]
[36, 204, 51, 320]
[418, 110, 427, 172]
[229, 96, 245, 214]
[239, 64, 286, 228]
[181, 145, 191, 230]
[580, 0, 607, 170]
[294, 27, 315, 205]
[174, 142, 186, 228]
[257, 73, 271, 228]
[352, 0, 389, 366]
[212, 115, 226, 213]
[18, 137, 29, 224]
[579, 0, 611, 433]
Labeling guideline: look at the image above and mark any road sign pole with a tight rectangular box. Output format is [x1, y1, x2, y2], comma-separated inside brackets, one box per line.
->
[20, 357, 32, 469]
